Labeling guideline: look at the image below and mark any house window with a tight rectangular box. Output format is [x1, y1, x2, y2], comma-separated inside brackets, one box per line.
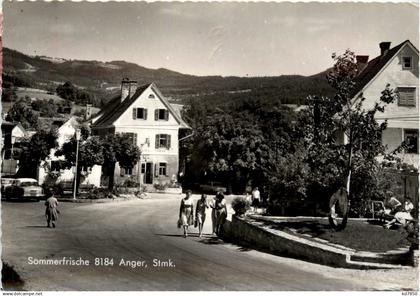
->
[141, 163, 146, 174]
[148, 94, 155, 99]
[402, 57, 412, 70]
[50, 161, 62, 172]
[158, 163, 167, 176]
[122, 132, 137, 146]
[81, 166, 92, 173]
[155, 134, 171, 149]
[132, 108, 148, 120]
[155, 109, 169, 121]
[404, 130, 418, 154]
[121, 167, 133, 176]
[397, 87, 416, 107]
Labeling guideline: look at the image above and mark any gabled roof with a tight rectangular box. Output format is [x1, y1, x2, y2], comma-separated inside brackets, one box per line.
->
[92, 83, 190, 129]
[351, 40, 419, 98]
[1, 121, 26, 135]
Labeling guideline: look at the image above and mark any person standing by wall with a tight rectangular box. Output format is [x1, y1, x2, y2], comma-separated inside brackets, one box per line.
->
[210, 192, 218, 234]
[195, 194, 209, 237]
[252, 187, 261, 210]
[214, 192, 227, 236]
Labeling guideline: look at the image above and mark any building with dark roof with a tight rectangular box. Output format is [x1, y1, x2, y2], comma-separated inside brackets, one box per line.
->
[1, 121, 27, 176]
[352, 40, 418, 169]
[91, 79, 190, 187]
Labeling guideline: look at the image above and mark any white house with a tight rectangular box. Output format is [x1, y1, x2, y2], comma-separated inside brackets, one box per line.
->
[91, 79, 191, 188]
[351, 40, 419, 169]
[1, 121, 27, 176]
[38, 116, 102, 188]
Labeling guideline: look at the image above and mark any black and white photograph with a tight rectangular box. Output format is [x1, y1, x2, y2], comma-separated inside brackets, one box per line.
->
[0, 0, 419, 292]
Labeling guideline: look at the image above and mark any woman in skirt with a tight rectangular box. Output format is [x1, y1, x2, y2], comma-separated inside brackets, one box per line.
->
[195, 194, 209, 237]
[214, 192, 227, 236]
[179, 190, 194, 238]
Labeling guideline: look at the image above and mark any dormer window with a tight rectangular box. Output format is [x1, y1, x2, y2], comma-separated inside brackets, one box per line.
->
[402, 57, 412, 70]
[148, 94, 155, 99]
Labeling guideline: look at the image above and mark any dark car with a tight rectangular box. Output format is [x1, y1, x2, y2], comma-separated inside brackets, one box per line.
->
[1, 178, 15, 196]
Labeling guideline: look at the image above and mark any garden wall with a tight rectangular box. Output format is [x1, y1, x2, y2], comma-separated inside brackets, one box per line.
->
[221, 215, 349, 267]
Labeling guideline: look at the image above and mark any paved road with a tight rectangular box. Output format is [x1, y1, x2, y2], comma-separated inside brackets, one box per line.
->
[1, 194, 417, 291]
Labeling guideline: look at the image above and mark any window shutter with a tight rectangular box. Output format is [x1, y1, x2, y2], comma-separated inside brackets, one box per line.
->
[165, 110, 169, 121]
[132, 108, 137, 119]
[154, 163, 158, 177]
[167, 134, 171, 149]
[165, 164, 169, 177]
[155, 134, 160, 149]
[133, 133, 137, 146]
[407, 92, 415, 106]
[144, 109, 148, 120]
[155, 109, 159, 121]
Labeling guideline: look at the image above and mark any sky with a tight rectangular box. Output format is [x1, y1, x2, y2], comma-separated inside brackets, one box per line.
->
[2, 1, 419, 77]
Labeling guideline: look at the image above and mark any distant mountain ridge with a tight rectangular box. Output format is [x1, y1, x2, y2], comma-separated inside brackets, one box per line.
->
[2, 47, 334, 106]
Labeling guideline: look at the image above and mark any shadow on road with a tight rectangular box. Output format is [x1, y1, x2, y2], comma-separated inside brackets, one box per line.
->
[197, 237, 225, 245]
[1, 199, 41, 203]
[155, 233, 190, 238]
[25, 225, 48, 228]
[1, 261, 25, 291]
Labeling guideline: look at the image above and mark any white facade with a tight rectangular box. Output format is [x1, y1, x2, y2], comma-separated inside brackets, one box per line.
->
[92, 83, 190, 187]
[355, 42, 419, 169]
[38, 117, 102, 187]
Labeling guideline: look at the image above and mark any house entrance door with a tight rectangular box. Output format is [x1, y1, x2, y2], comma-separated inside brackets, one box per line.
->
[145, 162, 153, 184]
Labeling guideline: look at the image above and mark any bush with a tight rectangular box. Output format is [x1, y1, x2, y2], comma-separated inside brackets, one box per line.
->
[122, 178, 139, 188]
[85, 188, 114, 199]
[231, 196, 251, 216]
[167, 182, 181, 189]
[153, 182, 167, 191]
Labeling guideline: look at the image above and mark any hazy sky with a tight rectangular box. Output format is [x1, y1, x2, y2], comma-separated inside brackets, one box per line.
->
[2, 2, 419, 76]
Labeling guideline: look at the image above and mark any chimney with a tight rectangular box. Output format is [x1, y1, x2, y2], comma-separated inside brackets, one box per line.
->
[356, 55, 369, 72]
[379, 42, 391, 56]
[121, 78, 138, 101]
[85, 103, 92, 119]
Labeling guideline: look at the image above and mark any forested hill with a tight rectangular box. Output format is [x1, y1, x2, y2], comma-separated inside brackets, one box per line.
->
[2, 47, 334, 107]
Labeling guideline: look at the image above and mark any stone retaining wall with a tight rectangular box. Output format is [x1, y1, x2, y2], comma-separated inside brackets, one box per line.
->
[221, 215, 412, 269]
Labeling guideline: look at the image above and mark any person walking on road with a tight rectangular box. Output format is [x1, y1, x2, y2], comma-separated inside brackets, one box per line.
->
[210, 193, 218, 234]
[45, 194, 59, 228]
[179, 190, 194, 238]
[214, 192, 227, 236]
[195, 194, 209, 237]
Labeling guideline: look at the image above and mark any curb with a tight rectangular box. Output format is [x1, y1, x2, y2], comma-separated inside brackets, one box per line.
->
[56, 196, 142, 203]
[221, 215, 413, 269]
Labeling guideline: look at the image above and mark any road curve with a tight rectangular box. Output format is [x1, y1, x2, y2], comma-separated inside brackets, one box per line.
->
[1, 195, 410, 290]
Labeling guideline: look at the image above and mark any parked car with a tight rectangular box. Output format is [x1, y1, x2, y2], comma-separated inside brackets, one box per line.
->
[4, 178, 44, 201]
[1, 178, 15, 196]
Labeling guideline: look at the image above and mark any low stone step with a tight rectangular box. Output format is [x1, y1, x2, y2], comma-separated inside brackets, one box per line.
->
[350, 251, 410, 265]
[346, 258, 411, 270]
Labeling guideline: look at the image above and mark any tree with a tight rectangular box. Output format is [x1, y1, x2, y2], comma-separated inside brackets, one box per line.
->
[101, 134, 141, 190]
[55, 131, 104, 194]
[301, 50, 398, 229]
[17, 129, 58, 178]
[1, 80, 18, 102]
[182, 97, 297, 194]
[31, 99, 58, 117]
[6, 97, 39, 129]
[56, 81, 92, 105]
